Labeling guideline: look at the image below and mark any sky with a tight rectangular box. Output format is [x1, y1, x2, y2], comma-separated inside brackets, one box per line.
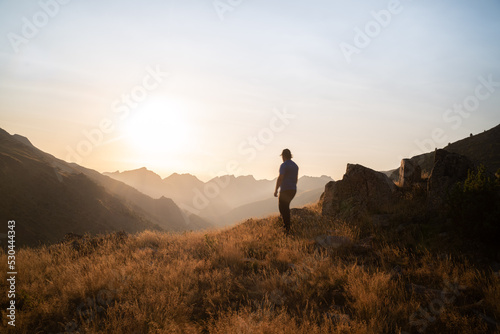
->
[1, 0, 499, 181]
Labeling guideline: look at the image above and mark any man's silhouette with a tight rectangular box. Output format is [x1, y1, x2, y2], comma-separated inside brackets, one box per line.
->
[274, 149, 299, 234]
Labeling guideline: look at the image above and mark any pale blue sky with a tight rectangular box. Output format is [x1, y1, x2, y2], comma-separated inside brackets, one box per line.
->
[1, 0, 499, 180]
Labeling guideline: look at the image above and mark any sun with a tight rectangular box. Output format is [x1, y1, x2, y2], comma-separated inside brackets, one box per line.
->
[122, 98, 192, 154]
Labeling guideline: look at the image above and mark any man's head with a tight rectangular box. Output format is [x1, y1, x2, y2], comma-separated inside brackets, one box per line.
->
[281, 148, 292, 161]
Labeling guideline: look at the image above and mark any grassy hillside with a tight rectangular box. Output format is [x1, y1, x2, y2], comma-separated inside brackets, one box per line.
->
[1, 203, 498, 333]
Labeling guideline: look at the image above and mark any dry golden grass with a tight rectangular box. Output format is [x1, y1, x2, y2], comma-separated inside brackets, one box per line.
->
[0, 204, 498, 333]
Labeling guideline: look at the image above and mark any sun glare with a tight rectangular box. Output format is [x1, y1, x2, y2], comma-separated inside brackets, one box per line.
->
[122, 98, 191, 154]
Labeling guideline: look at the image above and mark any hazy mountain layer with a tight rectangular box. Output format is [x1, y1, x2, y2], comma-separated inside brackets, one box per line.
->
[0, 128, 211, 247]
[105, 169, 333, 225]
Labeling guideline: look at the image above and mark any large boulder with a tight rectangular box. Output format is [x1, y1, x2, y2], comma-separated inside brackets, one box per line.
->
[322, 164, 397, 217]
[399, 158, 422, 188]
[427, 149, 474, 201]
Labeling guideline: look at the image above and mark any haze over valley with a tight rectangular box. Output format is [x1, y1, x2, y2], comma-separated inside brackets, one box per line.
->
[1, 1, 500, 332]
[104, 168, 333, 226]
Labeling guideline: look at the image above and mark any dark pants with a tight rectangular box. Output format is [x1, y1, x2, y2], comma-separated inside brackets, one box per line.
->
[279, 189, 296, 233]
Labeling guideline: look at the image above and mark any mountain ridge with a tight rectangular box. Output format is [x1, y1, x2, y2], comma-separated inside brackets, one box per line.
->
[104, 168, 333, 226]
[383, 124, 500, 181]
[0, 128, 212, 247]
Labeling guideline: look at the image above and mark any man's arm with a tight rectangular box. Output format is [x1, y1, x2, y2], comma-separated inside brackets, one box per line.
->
[274, 174, 284, 197]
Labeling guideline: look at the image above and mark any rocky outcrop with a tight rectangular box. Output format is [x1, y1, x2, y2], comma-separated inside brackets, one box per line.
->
[399, 159, 421, 188]
[427, 149, 474, 200]
[322, 164, 397, 217]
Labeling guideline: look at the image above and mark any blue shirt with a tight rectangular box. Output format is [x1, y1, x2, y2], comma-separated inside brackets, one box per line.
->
[279, 160, 299, 191]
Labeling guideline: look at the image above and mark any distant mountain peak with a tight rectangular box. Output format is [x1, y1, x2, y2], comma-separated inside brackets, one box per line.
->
[124, 167, 160, 176]
[209, 175, 258, 182]
[165, 172, 201, 181]
[12, 134, 34, 147]
[134, 166, 155, 173]
[237, 175, 256, 180]
[103, 167, 163, 185]
[300, 175, 332, 179]
[170, 172, 194, 177]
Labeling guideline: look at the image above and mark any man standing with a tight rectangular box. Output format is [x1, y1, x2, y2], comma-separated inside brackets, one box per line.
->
[274, 149, 299, 234]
